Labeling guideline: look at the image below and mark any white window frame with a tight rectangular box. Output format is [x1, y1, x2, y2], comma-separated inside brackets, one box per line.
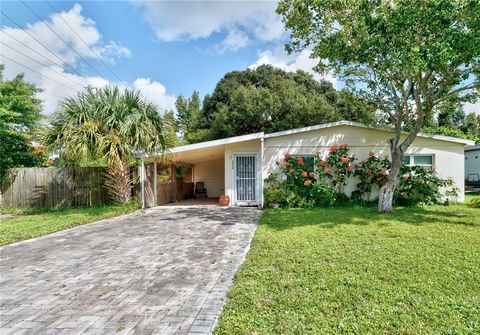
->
[403, 154, 435, 169]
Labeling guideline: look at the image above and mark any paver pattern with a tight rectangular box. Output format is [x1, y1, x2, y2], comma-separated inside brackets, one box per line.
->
[0, 206, 260, 334]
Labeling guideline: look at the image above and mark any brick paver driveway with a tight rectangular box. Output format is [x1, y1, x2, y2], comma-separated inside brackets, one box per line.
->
[0, 206, 260, 334]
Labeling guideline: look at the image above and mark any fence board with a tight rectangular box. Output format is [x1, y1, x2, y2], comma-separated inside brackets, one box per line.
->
[1, 167, 111, 208]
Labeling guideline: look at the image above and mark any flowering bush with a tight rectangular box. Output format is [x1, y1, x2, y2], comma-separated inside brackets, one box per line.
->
[354, 152, 391, 201]
[265, 146, 458, 208]
[316, 144, 356, 194]
[395, 166, 457, 205]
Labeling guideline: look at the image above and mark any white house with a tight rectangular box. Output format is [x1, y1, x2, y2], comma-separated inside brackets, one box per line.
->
[144, 121, 474, 206]
[465, 145, 480, 182]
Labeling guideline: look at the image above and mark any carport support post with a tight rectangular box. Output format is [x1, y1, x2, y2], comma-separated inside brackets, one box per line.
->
[140, 159, 145, 209]
[153, 161, 157, 206]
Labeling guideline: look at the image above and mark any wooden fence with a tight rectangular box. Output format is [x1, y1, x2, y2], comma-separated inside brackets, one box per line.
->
[1, 167, 111, 208]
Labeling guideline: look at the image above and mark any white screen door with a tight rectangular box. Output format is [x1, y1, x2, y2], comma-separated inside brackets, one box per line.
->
[234, 155, 257, 205]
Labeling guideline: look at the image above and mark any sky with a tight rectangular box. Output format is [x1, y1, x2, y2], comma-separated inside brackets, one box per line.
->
[0, 0, 478, 117]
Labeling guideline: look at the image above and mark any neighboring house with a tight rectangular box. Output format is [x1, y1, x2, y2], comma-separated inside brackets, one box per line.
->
[146, 121, 474, 206]
[465, 145, 480, 182]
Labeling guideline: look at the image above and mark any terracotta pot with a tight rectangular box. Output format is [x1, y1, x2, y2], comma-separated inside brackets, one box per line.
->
[219, 195, 230, 206]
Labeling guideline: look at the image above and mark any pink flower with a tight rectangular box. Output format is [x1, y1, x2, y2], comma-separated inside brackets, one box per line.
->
[361, 159, 366, 164]
[402, 174, 409, 180]
[341, 157, 349, 164]
[329, 145, 337, 153]
[301, 171, 308, 177]
[347, 165, 353, 172]
[379, 169, 388, 175]
[366, 169, 372, 174]
[325, 168, 331, 174]
[289, 168, 295, 174]
[284, 152, 291, 160]
[340, 143, 348, 148]
[281, 161, 290, 167]
[368, 151, 376, 157]
[304, 180, 312, 187]
[319, 160, 326, 167]
[309, 172, 315, 178]
[296, 157, 305, 166]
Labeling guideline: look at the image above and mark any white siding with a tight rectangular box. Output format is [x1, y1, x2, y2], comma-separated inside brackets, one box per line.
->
[263, 125, 467, 202]
[193, 157, 225, 197]
[465, 148, 480, 181]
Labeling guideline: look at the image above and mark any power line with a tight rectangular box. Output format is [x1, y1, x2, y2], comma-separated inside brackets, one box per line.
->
[21, 1, 105, 79]
[44, 0, 123, 82]
[1, 54, 81, 94]
[1, 11, 91, 85]
[1, 30, 89, 86]
[1, 42, 89, 90]
[80, 1, 138, 78]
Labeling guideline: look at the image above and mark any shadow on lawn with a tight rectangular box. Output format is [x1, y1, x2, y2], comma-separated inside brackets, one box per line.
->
[263, 204, 479, 231]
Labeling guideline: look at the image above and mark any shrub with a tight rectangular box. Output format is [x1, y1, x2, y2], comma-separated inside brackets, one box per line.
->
[264, 187, 287, 207]
[310, 183, 336, 206]
[395, 166, 456, 205]
[267, 146, 458, 209]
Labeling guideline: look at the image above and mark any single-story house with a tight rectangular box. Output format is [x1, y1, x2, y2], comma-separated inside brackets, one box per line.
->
[143, 121, 474, 207]
[465, 145, 480, 182]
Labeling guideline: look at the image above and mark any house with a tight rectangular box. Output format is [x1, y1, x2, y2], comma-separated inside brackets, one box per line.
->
[465, 145, 480, 182]
[143, 121, 474, 207]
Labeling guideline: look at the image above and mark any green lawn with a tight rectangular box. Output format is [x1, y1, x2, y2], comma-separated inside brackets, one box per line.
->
[216, 200, 480, 334]
[0, 203, 139, 246]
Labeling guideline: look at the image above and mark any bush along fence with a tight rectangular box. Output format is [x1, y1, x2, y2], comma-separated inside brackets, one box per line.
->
[264, 144, 459, 208]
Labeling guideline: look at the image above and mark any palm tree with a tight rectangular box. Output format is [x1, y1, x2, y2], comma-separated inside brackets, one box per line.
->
[44, 87, 170, 203]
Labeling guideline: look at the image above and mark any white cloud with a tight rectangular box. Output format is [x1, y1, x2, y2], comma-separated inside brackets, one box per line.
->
[249, 48, 337, 86]
[215, 29, 249, 54]
[133, 78, 176, 112]
[463, 100, 480, 115]
[133, 0, 284, 52]
[0, 4, 175, 115]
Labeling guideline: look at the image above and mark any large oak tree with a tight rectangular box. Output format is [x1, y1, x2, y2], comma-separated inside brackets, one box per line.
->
[277, 0, 480, 212]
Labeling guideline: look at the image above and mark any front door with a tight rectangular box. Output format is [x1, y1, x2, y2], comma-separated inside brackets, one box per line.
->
[234, 154, 258, 206]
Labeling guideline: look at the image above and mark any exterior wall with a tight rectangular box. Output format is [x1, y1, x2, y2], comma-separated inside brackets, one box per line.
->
[465, 148, 480, 181]
[263, 125, 467, 202]
[224, 140, 262, 205]
[193, 157, 225, 197]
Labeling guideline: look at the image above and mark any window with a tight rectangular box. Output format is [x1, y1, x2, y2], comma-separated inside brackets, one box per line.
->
[301, 156, 316, 173]
[403, 155, 434, 169]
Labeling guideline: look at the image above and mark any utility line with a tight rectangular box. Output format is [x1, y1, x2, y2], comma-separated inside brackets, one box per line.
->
[80, 1, 138, 78]
[0, 54, 83, 95]
[1, 42, 89, 90]
[1, 11, 91, 86]
[44, 0, 123, 82]
[21, 1, 105, 79]
[1, 30, 89, 86]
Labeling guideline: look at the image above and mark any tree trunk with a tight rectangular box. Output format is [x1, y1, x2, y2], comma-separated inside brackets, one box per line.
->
[105, 160, 132, 204]
[378, 148, 403, 212]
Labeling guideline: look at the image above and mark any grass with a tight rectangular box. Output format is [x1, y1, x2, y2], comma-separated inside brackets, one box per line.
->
[216, 200, 480, 334]
[0, 202, 139, 246]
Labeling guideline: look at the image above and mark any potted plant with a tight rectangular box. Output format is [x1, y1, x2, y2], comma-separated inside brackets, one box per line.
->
[219, 195, 230, 206]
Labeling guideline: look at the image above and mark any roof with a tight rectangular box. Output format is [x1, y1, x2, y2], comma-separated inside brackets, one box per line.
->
[465, 145, 480, 152]
[154, 120, 474, 156]
[265, 120, 476, 145]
